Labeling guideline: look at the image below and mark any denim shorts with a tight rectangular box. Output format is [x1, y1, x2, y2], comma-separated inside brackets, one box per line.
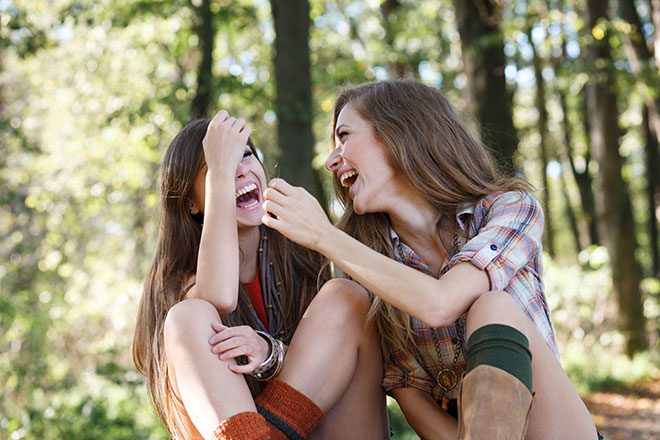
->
[598, 432, 604, 440]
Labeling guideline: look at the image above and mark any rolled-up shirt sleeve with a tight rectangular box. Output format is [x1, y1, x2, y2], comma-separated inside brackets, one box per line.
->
[450, 191, 544, 291]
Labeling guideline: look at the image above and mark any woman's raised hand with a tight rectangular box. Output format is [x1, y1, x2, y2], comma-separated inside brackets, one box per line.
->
[262, 178, 333, 251]
[208, 322, 270, 374]
[202, 109, 252, 175]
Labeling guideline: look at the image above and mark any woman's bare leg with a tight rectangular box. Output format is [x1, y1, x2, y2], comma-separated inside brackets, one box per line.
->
[279, 278, 389, 440]
[164, 298, 256, 439]
[465, 291, 598, 440]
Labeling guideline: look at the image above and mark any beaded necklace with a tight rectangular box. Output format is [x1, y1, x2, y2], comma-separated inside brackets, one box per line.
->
[254, 225, 288, 341]
[432, 227, 468, 410]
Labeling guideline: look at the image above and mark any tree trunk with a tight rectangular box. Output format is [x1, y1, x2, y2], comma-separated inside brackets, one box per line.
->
[526, 24, 555, 257]
[579, 96, 601, 246]
[585, 0, 647, 356]
[644, 107, 660, 277]
[190, 0, 215, 119]
[270, 0, 323, 201]
[561, 166, 583, 255]
[452, 0, 518, 176]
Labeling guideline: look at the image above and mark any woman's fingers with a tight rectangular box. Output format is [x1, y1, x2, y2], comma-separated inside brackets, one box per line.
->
[268, 178, 295, 195]
[210, 109, 229, 125]
[262, 199, 284, 218]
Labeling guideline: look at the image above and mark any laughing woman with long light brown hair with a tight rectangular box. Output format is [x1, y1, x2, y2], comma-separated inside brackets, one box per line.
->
[262, 80, 602, 439]
[132, 110, 388, 440]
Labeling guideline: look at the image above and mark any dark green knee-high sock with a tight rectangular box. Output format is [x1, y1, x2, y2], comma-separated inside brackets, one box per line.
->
[466, 323, 533, 393]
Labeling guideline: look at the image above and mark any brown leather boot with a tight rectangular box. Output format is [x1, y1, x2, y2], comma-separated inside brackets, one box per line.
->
[457, 364, 534, 440]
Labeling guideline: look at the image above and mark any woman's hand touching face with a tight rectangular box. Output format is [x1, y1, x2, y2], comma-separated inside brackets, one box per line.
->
[261, 178, 333, 251]
[202, 109, 253, 175]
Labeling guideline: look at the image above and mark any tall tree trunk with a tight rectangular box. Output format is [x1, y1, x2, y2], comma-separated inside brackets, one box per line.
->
[585, 0, 647, 356]
[452, 0, 518, 176]
[270, 0, 323, 201]
[579, 96, 601, 246]
[526, 24, 555, 257]
[190, 0, 215, 118]
[644, 107, 660, 277]
[561, 166, 583, 255]
[381, 0, 404, 78]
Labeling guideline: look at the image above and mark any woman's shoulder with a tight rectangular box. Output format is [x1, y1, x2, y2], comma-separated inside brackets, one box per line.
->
[478, 190, 540, 211]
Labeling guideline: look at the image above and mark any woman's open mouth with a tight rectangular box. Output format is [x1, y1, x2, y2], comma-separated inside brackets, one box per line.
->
[235, 183, 260, 209]
[340, 170, 358, 188]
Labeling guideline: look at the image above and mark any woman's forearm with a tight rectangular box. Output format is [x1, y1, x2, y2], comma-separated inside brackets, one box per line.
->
[392, 387, 457, 440]
[316, 227, 488, 327]
[192, 171, 240, 314]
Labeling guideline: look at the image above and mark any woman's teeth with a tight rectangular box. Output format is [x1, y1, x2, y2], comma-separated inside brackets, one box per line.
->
[235, 183, 257, 199]
[340, 170, 358, 187]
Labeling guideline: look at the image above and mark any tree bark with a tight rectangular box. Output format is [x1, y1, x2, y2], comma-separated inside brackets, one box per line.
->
[270, 0, 323, 201]
[585, 0, 647, 355]
[452, 0, 518, 176]
[526, 24, 555, 257]
[190, 0, 215, 119]
[644, 107, 660, 277]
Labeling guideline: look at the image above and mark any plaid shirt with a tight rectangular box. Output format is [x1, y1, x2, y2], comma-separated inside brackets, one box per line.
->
[382, 191, 558, 404]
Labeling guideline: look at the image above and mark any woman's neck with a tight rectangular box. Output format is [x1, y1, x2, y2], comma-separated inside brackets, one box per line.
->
[388, 197, 449, 276]
[237, 225, 261, 283]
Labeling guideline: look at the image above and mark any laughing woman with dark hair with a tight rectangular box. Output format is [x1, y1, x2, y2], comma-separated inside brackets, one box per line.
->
[132, 110, 389, 440]
[263, 80, 601, 439]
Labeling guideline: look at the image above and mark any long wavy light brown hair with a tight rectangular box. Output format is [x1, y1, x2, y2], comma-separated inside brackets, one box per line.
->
[331, 80, 532, 353]
[132, 119, 326, 437]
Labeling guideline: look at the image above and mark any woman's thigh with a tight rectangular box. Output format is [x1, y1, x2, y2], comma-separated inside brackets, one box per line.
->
[164, 299, 256, 438]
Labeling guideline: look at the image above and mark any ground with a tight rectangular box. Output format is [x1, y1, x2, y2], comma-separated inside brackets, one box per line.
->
[584, 379, 660, 440]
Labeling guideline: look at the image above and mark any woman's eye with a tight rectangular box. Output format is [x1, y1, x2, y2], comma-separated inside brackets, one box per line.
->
[338, 131, 348, 140]
[243, 150, 253, 158]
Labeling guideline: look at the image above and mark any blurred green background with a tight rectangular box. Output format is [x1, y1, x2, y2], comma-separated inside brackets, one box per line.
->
[2, 0, 659, 438]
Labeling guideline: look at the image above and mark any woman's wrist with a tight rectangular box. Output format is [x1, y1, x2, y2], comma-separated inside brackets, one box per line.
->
[250, 331, 285, 381]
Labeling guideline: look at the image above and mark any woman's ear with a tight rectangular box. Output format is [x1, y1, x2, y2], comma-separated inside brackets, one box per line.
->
[189, 200, 200, 215]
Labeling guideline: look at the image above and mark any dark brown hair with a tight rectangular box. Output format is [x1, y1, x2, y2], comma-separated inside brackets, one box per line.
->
[132, 119, 326, 436]
[331, 80, 531, 352]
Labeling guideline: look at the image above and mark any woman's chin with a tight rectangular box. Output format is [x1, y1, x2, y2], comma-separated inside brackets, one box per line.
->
[236, 207, 266, 228]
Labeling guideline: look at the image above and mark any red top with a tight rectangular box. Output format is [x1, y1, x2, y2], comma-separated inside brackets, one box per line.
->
[243, 272, 268, 329]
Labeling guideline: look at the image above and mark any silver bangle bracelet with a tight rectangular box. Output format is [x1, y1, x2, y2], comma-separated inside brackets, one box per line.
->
[250, 331, 285, 381]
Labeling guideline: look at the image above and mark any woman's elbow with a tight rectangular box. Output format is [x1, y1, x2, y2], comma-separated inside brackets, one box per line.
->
[189, 285, 237, 315]
[213, 298, 237, 315]
[419, 306, 458, 329]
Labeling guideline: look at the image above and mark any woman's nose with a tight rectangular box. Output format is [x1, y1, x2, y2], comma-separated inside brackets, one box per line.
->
[325, 148, 341, 172]
[235, 161, 247, 179]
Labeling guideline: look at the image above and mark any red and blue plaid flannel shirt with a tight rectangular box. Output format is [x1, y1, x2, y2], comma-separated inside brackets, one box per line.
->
[382, 191, 558, 405]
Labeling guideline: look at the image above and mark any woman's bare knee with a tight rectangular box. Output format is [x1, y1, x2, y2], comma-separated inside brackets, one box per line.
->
[306, 278, 371, 326]
[465, 290, 530, 337]
[164, 299, 219, 348]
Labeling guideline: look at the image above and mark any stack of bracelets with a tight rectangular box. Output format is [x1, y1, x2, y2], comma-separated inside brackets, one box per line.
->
[250, 331, 286, 381]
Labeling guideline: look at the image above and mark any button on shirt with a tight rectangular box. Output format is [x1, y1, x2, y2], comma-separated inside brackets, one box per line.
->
[382, 191, 559, 404]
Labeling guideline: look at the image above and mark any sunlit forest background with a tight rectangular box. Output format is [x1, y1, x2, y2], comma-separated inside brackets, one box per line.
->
[2, 0, 660, 438]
